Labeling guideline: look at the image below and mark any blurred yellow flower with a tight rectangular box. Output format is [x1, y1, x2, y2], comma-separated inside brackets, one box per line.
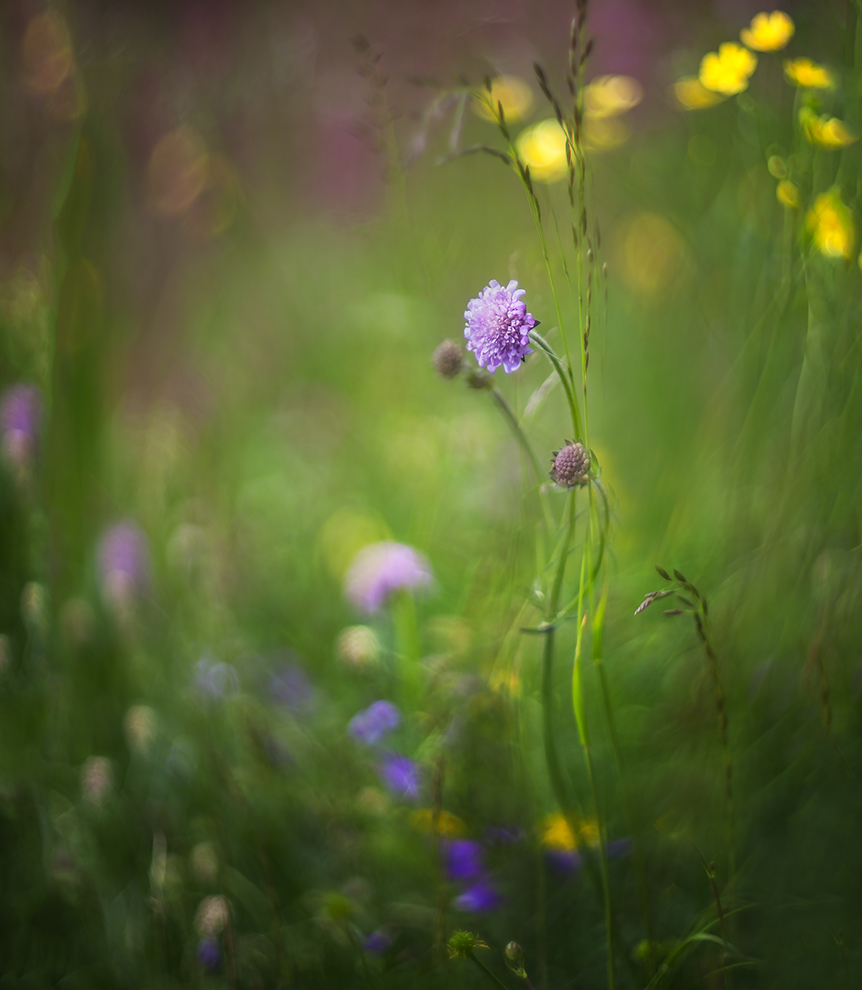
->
[584, 75, 643, 118]
[776, 180, 800, 209]
[540, 812, 599, 850]
[699, 43, 758, 95]
[799, 107, 857, 149]
[473, 76, 534, 123]
[784, 57, 834, 89]
[740, 11, 794, 51]
[672, 77, 726, 110]
[806, 190, 854, 259]
[516, 119, 569, 182]
[584, 116, 630, 151]
[411, 808, 465, 837]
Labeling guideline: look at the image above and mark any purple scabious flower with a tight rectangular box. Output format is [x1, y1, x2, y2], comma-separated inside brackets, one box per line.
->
[97, 522, 150, 611]
[269, 663, 315, 711]
[378, 753, 421, 800]
[344, 542, 433, 615]
[349, 700, 401, 745]
[453, 878, 503, 913]
[0, 384, 41, 471]
[445, 840, 484, 881]
[197, 937, 221, 972]
[363, 930, 392, 955]
[464, 280, 535, 373]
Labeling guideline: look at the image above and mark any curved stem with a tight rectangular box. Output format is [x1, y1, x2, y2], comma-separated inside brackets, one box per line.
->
[529, 330, 582, 439]
[468, 952, 511, 990]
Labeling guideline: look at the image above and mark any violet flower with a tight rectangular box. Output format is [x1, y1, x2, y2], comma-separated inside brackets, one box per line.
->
[378, 753, 421, 800]
[445, 840, 484, 881]
[363, 930, 392, 955]
[0, 383, 41, 471]
[197, 937, 221, 972]
[349, 700, 401, 745]
[97, 522, 150, 611]
[195, 656, 239, 700]
[344, 541, 433, 614]
[453, 878, 503, 913]
[464, 280, 535, 373]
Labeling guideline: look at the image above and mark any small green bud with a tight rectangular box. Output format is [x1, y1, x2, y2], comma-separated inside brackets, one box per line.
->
[448, 930, 489, 959]
[504, 941, 527, 978]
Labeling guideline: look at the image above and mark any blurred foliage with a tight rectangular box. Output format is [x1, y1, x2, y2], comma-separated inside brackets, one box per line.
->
[1, 1, 862, 989]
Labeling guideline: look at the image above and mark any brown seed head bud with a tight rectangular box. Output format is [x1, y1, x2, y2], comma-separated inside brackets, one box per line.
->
[550, 441, 590, 487]
[433, 340, 463, 379]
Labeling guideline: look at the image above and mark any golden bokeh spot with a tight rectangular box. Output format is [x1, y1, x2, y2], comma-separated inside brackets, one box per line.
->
[776, 180, 800, 209]
[148, 127, 210, 217]
[317, 507, 390, 581]
[784, 57, 834, 89]
[806, 191, 854, 259]
[540, 812, 600, 850]
[672, 77, 726, 110]
[699, 43, 758, 95]
[584, 75, 643, 119]
[515, 119, 568, 182]
[584, 116, 630, 151]
[617, 212, 688, 297]
[740, 11, 794, 52]
[473, 76, 534, 123]
[411, 808, 465, 837]
[799, 108, 857, 150]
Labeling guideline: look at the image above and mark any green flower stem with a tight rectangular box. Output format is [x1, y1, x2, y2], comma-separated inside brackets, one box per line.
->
[393, 590, 422, 708]
[468, 951, 512, 990]
[490, 387, 555, 540]
[528, 330, 582, 439]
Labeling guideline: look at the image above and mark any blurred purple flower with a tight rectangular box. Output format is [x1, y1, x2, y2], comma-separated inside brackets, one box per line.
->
[608, 838, 633, 858]
[446, 840, 484, 881]
[344, 541, 433, 614]
[464, 280, 535, 374]
[453, 878, 503, 913]
[378, 753, 421, 800]
[363, 929, 392, 955]
[269, 664, 315, 711]
[195, 656, 239, 700]
[484, 824, 526, 845]
[349, 700, 401, 745]
[197, 937, 221, 972]
[546, 837, 632, 875]
[0, 384, 41, 471]
[97, 522, 150, 610]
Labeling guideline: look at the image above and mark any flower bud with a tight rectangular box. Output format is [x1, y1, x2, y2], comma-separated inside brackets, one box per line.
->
[433, 340, 463, 379]
[447, 929, 489, 958]
[504, 941, 527, 978]
[550, 441, 590, 488]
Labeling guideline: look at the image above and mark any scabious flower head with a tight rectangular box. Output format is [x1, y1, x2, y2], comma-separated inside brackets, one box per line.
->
[699, 43, 758, 95]
[453, 879, 503, 913]
[807, 190, 854, 259]
[740, 11, 794, 51]
[672, 77, 726, 110]
[98, 522, 150, 611]
[516, 120, 568, 182]
[0, 384, 41, 472]
[473, 75, 534, 122]
[784, 57, 834, 89]
[197, 937, 221, 972]
[344, 541, 433, 614]
[464, 280, 536, 373]
[349, 700, 401, 745]
[378, 753, 421, 799]
[433, 339, 464, 379]
[445, 840, 484, 880]
[550, 442, 589, 488]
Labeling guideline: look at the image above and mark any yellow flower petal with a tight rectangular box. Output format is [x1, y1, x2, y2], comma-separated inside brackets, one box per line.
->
[516, 119, 569, 182]
[806, 190, 854, 259]
[699, 43, 758, 95]
[799, 107, 857, 149]
[584, 75, 643, 119]
[473, 75, 534, 123]
[776, 180, 799, 209]
[672, 76, 726, 110]
[784, 57, 834, 89]
[740, 11, 794, 52]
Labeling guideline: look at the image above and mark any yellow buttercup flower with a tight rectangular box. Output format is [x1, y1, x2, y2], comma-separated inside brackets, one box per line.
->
[740, 11, 794, 51]
[806, 190, 854, 259]
[584, 75, 643, 118]
[799, 107, 858, 150]
[776, 180, 800, 209]
[411, 808, 465, 837]
[784, 57, 834, 89]
[699, 43, 758, 95]
[516, 119, 568, 182]
[473, 76, 534, 123]
[540, 812, 600, 850]
[672, 76, 726, 110]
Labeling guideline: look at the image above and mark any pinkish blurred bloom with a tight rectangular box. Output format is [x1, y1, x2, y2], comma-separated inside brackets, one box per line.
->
[344, 541, 433, 614]
[98, 522, 150, 612]
[0, 384, 41, 472]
